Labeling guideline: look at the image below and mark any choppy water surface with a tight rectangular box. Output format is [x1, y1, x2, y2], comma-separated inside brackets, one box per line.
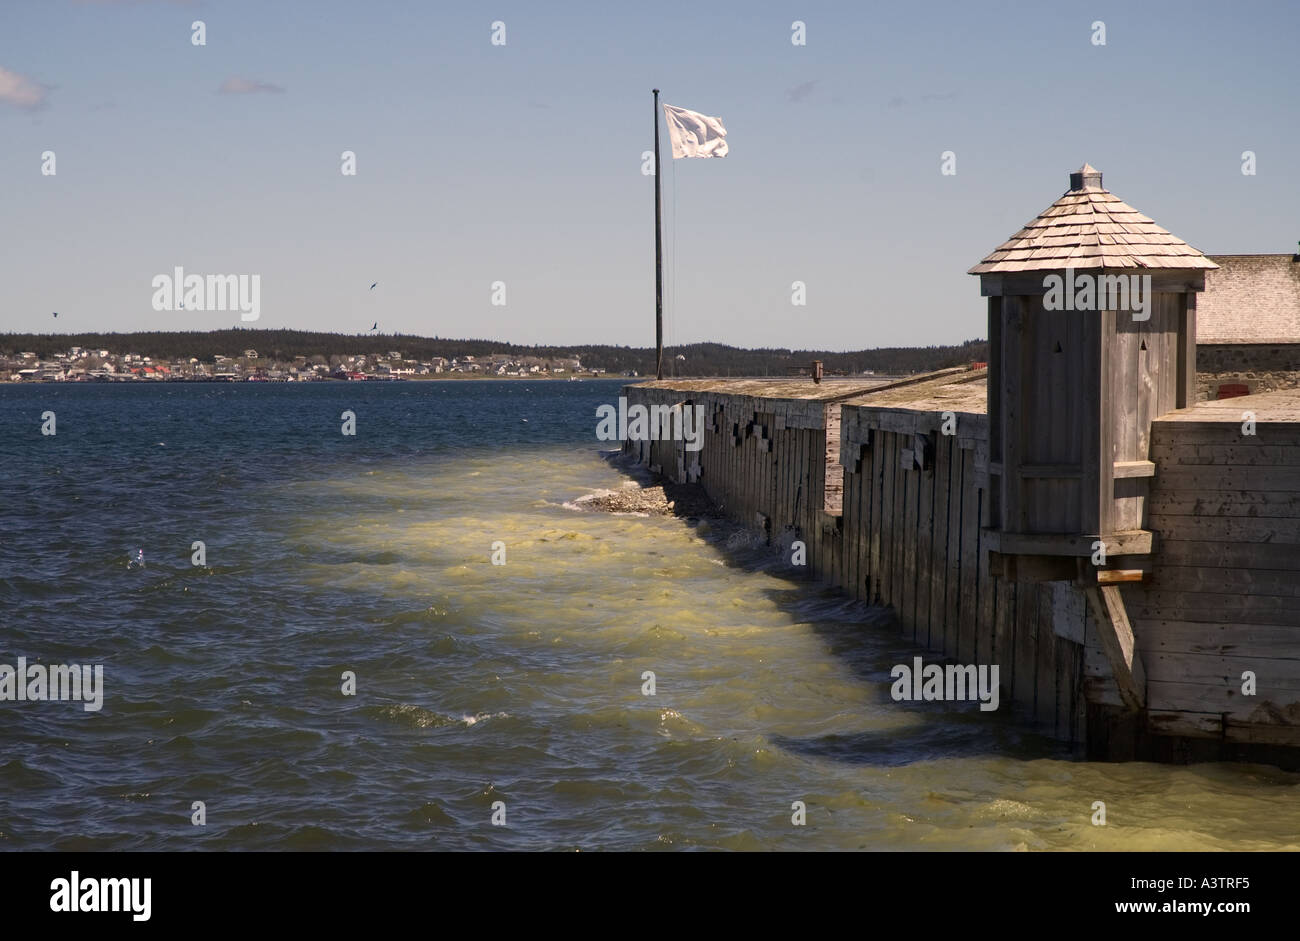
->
[0, 381, 1297, 850]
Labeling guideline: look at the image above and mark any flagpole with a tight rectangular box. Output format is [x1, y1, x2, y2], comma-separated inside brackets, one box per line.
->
[653, 88, 664, 380]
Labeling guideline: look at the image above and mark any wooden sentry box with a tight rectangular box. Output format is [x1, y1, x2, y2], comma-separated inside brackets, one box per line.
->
[971, 165, 1218, 561]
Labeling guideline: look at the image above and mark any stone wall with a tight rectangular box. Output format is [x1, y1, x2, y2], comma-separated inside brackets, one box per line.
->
[1196, 343, 1300, 400]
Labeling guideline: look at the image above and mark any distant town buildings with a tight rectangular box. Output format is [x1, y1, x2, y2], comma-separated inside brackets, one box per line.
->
[0, 346, 598, 382]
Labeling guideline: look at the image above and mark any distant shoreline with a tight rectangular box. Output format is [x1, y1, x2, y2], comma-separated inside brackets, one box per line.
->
[1, 373, 624, 385]
[0, 329, 988, 381]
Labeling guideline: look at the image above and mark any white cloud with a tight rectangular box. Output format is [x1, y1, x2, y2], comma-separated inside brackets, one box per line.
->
[0, 66, 49, 111]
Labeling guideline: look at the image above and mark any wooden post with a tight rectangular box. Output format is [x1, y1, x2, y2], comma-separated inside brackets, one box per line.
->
[653, 89, 664, 380]
[1178, 291, 1197, 409]
[1084, 585, 1146, 711]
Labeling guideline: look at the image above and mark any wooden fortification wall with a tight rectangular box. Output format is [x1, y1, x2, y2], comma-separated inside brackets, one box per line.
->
[621, 384, 1091, 750]
[620, 382, 1300, 765]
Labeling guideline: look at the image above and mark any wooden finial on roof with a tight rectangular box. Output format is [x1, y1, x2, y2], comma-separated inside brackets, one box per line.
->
[1069, 163, 1103, 191]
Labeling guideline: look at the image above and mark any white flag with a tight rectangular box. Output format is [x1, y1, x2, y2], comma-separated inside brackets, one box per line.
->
[662, 103, 728, 158]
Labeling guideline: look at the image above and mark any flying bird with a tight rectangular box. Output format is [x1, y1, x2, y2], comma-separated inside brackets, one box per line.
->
[52, 312, 58, 318]
[370, 322, 378, 331]
[369, 282, 378, 290]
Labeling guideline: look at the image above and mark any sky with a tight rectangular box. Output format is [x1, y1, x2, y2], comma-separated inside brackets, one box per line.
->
[2, 0, 1298, 351]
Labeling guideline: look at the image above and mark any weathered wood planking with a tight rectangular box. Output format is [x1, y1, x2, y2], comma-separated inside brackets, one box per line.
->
[902, 452, 919, 641]
[1116, 403, 1300, 741]
[945, 441, 966, 662]
[960, 446, 981, 664]
[930, 434, 953, 651]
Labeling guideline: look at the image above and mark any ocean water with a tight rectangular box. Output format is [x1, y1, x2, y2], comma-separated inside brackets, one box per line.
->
[0, 380, 1297, 851]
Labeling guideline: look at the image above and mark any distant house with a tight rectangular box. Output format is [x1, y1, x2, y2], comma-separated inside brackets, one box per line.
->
[1196, 254, 1300, 399]
[244, 349, 259, 360]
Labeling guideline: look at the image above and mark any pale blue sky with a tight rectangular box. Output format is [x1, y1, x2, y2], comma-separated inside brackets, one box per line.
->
[3, 0, 1297, 349]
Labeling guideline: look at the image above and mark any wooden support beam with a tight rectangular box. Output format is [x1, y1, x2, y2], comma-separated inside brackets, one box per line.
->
[1096, 569, 1146, 585]
[983, 529, 1153, 557]
[980, 271, 1206, 297]
[1178, 292, 1197, 411]
[1075, 557, 1153, 586]
[1084, 585, 1146, 712]
[1113, 460, 1156, 479]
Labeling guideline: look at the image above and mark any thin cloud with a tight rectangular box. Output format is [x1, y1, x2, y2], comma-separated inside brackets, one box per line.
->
[0, 66, 49, 112]
[786, 80, 818, 103]
[218, 77, 285, 95]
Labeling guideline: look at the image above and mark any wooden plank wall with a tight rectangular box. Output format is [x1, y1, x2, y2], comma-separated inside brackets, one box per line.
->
[1017, 297, 1087, 535]
[622, 387, 842, 571]
[823, 403, 844, 515]
[1092, 417, 1300, 746]
[840, 405, 1085, 743]
[621, 385, 1089, 747]
[1109, 293, 1182, 532]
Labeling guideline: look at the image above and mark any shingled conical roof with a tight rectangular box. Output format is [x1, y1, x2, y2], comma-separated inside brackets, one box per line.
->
[968, 165, 1218, 274]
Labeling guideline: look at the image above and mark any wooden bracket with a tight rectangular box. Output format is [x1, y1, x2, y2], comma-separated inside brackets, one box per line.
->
[1075, 555, 1152, 587]
[1084, 585, 1146, 712]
